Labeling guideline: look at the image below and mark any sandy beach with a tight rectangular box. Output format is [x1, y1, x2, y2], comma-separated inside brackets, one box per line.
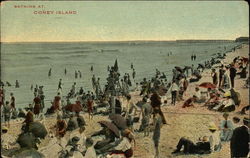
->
[1, 44, 249, 158]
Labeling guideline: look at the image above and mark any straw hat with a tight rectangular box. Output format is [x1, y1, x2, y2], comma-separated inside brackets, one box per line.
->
[224, 91, 231, 97]
[2, 126, 8, 132]
[208, 122, 218, 130]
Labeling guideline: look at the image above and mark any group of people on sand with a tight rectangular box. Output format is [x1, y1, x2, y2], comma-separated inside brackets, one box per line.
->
[171, 112, 249, 158]
[1, 43, 249, 158]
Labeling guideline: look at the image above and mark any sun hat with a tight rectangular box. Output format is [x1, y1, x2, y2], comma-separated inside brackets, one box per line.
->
[224, 91, 231, 97]
[208, 122, 218, 130]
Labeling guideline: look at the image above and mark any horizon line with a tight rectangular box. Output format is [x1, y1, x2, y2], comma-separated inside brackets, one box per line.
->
[1, 38, 243, 43]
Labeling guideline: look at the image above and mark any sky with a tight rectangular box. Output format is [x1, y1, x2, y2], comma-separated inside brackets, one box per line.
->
[1, 1, 249, 42]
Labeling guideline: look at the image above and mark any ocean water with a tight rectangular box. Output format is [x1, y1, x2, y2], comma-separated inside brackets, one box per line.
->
[1, 41, 239, 108]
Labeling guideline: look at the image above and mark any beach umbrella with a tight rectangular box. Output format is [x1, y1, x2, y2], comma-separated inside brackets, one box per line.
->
[64, 103, 82, 112]
[109, 114, 127, 130]
[98, 121, 120, 138]
[114, 59, 119, 72]
[199, 82, 216, 89]
[13, 148, 45, 158]
[29, 122, 48, 139]
[17, 132, 38, 149]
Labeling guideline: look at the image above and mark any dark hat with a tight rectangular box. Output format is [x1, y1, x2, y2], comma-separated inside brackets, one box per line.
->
[72, 136, 80, 143]
[86, 137, 94, 145]
[232, 117, 240, 122]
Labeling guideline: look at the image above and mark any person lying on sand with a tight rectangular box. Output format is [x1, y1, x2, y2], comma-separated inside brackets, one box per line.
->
[172, 136, 211, 155]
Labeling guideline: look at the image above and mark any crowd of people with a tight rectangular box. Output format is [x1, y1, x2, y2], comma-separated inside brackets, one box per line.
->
[0, 43, 249, 158]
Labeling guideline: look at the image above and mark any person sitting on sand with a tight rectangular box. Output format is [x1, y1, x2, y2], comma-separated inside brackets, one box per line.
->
[208, 122, 221, 152]
[55, 114, 67, 145]
[204, 92, 221, 110]
[237, 66, 247, 78]
[182, 95, 197, 108]
[83, 138, 97, 158]
[108, 129, 135, 158]
[217, 95, 235, 112]
[219, 113, 234, 141]
[23, 111, 34, 132]
[66, 114, 79, 131]
[68, 126, 87, 153]
[91, 125, 117, 154]
[172, 136, 211, 155]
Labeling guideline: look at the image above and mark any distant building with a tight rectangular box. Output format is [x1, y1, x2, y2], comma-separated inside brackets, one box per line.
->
[235, 37, 249, 42]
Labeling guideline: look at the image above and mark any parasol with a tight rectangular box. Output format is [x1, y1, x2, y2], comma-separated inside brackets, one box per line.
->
[109, 114, 127, 130]
[29, 122, 48, 139]
[199, 82, 216, 89]
[98, 121, 120, 138]
[64, 102, 82, 112]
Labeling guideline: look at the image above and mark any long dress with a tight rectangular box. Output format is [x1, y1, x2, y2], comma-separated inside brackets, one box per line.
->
[153, 114, 162, 147]
[33, 97, 41, 115]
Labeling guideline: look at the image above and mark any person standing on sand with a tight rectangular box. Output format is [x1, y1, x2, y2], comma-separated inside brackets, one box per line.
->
[87, 98, 94, 119]
[10, 93, 15, 110]
[218, 65, 224, 88]
[138, 97, 152, 135]
[125, 95, 138, 131]
[170, 80, 179, 105]
[229, 64, 237, 88]
[53, 93, 62, 113]
[230, 117, 249, 158]
[152, 107, 163, 158]
[33, 95, 41, 118]
[211, 69, 218, 86]
[150, 92, 167, 125]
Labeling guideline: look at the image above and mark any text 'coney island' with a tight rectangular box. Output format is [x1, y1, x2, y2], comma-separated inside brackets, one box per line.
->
[33, 11, 77, 15]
